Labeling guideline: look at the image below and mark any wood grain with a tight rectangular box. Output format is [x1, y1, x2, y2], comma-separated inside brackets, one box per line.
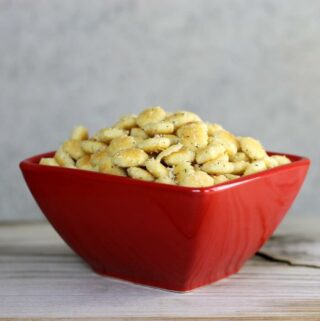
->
[0, 218, 319, 320]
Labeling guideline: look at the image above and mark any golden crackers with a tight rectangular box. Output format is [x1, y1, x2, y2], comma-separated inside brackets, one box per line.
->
[41, 107, 291, 187]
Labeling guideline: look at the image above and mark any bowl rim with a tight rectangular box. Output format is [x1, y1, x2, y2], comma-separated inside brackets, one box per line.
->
[20, 151, 310, 194]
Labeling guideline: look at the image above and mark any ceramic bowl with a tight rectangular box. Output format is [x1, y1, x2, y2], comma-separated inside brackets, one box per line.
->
[20, 151, 310, 291]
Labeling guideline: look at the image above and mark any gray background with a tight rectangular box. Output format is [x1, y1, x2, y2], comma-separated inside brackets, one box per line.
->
[0, 0, 319, 221]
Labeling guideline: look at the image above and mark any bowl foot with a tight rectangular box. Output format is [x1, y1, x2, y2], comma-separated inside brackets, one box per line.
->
[91, 265, 242, 292]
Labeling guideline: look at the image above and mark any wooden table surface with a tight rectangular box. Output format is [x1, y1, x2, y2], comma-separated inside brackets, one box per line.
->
[0, 217, 319, 321]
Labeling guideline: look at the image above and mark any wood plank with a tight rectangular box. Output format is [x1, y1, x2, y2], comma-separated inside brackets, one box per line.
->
[0, 218, 319, 320]
[259, 217, 320, 267]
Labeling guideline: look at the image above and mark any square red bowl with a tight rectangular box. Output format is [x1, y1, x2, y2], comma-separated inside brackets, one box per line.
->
[20, 151, 310, 291]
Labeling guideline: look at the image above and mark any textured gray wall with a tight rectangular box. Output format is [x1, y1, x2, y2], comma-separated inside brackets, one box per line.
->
[0, 0, 319, 221]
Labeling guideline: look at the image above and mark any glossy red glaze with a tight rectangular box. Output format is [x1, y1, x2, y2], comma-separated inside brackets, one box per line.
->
[20, 151, 310, 291]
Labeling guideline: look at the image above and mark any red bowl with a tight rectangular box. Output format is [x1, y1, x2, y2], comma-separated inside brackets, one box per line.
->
[20, 151, 310, 291]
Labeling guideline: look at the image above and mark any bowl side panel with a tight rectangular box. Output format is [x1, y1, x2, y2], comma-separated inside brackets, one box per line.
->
[184, 161, 310, 289]
[20, 166, 206, 290]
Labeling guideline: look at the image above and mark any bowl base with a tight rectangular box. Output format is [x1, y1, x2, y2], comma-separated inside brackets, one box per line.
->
[91, 264, 242, 292]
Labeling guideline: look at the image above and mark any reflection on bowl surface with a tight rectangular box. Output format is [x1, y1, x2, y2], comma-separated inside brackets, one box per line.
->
[20, 151, 310, 291]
